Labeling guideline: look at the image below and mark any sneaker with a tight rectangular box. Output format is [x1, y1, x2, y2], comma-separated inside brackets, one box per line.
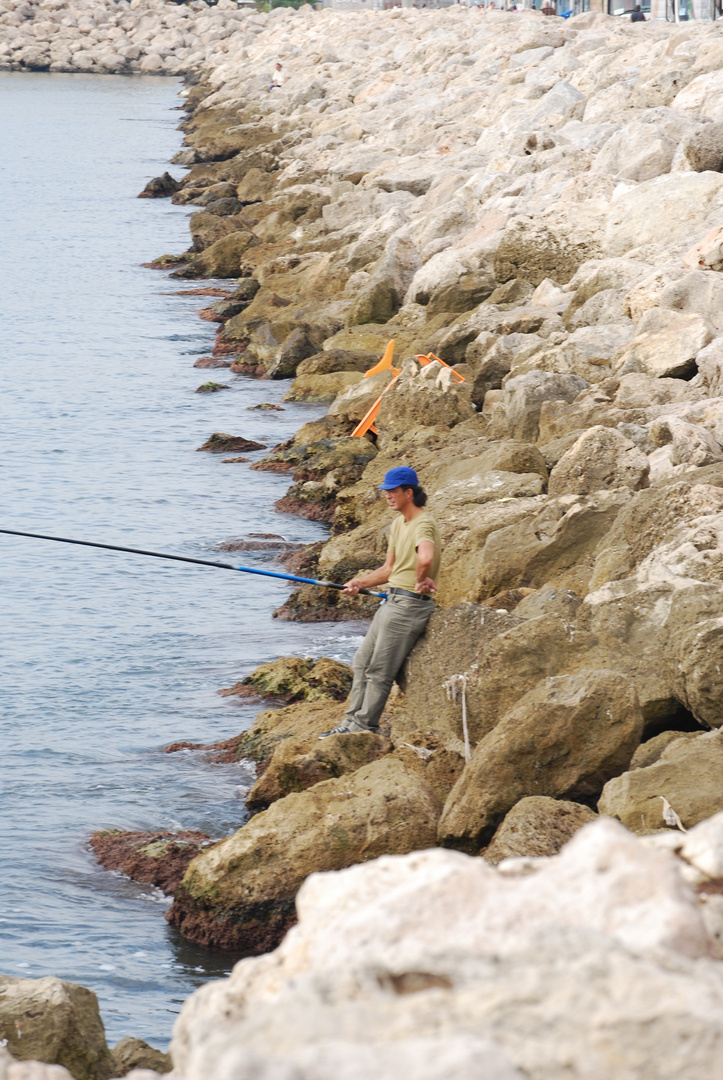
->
[319, 719, 376, 739]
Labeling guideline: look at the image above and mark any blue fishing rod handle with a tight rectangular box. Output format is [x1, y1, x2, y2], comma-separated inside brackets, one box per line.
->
[234, 563, 386, 598]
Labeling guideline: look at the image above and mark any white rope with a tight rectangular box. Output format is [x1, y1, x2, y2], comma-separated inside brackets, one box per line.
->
[443, 673, 470, 762]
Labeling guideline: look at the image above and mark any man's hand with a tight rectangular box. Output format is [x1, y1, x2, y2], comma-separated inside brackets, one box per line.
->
[415, 576, 437, 595]
[343, 578, 364, 596]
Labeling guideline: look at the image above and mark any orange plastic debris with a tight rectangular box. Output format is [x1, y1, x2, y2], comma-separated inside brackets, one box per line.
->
[351, 372, 401, 438]
[416, 352, 466, 382]
[363, 339, 396, 378]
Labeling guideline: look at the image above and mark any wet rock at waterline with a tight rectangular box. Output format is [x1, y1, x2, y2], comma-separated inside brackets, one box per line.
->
[89, 830, 213, 896]
[194, 382, 229, 394]
[166, 757, 440, 952]
[218, 656, 352, 706]
[215, 533, 302, 552]
[196, 432, 265, 454]
[137, 173, 179, 200]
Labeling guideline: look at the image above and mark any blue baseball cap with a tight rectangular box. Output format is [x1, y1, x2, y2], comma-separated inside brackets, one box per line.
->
[378, 466, 419, 490]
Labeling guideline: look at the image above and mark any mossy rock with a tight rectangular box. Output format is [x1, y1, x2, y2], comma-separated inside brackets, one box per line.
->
[195, 382, 230, 394]
[197, 432, 266, 453]
[220, 656, 352, 706]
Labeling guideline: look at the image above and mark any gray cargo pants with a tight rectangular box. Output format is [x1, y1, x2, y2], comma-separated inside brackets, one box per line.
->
[344, 593, 433, 731]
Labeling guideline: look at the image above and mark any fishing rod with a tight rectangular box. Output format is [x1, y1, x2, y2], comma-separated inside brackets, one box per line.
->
[0, 528, 387, 598]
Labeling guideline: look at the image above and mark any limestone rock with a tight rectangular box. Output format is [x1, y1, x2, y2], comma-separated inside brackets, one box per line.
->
[110, 1039, 171, 1076]
[170, 819, 723, 1080]
[548, 425, 650, 496]
[592, 121, 677, 183]
[327, 371, 392, 425]
[605, 172, 723, 260]
[439, 670, 643, 852]
[283, 371, 362, 403]
[681, 811, 723, 880]
[0, 1046, 75, 1080]
[189, 232, 258, 279]
[246, 730, 391, 810]
[693, 335, 723, 396]
[220, 657, 352, 706]
[494, 213, 601, 287]
[630, 731, 702, 771]
[0, 976, 115, 1080]
[683, 226, 723, 273]
[167, 756, 440, 951]
[376, 362, 475, 441]
[648, 416, 723, 468]
[598, 730, 723, 834]
[615, 309, 714, 380]
[482, 796, 597, 865]
[295, 350, 374, 378]
[504, 371, 588, 442]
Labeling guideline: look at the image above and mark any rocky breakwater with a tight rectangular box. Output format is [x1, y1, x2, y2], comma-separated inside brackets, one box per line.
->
[138, 818, 723, 1078]
[0, 0, 255, 77]
[103, 5, 723, 957]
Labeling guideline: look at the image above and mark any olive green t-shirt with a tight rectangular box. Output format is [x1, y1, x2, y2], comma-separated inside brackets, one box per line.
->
[387, 510, 441, 592]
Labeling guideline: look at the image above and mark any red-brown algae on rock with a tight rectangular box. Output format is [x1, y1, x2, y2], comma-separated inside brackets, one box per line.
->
[89, 830, 213, 895]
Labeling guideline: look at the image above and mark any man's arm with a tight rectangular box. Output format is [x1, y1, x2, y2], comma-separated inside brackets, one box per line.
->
[343, 550, 395, 596]
[415, 539, 436, 594]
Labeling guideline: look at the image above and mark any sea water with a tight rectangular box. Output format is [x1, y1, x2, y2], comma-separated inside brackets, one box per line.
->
[0, 71, 363, 1047]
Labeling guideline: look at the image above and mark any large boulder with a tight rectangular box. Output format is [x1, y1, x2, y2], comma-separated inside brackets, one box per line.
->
[615, 309, 714, 380]
[504, 371, 589, 442]
[111, 1038, 171, 1076]
[219, 657, 353, 706]
[376, 362, 475, 441]
[167, 757, 440, 952]
[598, 730, 723, 834]
[605, 172, 723, 260]
[246, 729, 391, 810]
[170, 820, 723, 1080]
[283, 371, 363, 403]
[438, 670, 643, 852]
[189, 231, 259, 278]
[0, 976, 116, 1080]
[548, 425, 650, 497]
[494, 212, 601, 287]
[482, 796, 597, 865]
[327, 371, 393, 424]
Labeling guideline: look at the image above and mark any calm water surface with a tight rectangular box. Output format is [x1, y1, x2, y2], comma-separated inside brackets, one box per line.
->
[0, 72, 364, 1047]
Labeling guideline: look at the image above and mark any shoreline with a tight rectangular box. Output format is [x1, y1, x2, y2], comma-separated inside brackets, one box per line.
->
[108, 1, 723, 950]
[7, 6, 723, 1075]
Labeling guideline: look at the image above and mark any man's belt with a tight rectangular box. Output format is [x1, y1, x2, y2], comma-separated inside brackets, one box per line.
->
[388, 587, 433, 601]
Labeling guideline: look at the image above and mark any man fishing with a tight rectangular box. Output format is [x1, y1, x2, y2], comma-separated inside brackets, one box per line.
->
[319, 466, 440, 738]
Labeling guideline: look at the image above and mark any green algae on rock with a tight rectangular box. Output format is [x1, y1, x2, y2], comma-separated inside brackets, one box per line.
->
[219, 656, 352, 707]
[196, 432, 265, 454]
[89, 829, 213, 895]
[166, 758, 440, 953]
[194, 382, 229, 394]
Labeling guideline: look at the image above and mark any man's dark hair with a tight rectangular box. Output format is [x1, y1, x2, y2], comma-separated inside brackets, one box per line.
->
[403, 484, 428, 507]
